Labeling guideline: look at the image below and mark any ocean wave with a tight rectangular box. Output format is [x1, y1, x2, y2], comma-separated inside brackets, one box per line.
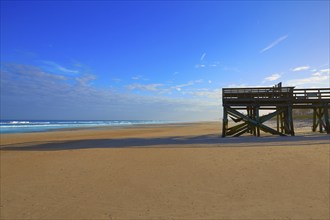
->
[0, 120, 178, 134]
[9, 121, 31, 124]
[6, 121, 51, 125]
[1, 124, 63, 128]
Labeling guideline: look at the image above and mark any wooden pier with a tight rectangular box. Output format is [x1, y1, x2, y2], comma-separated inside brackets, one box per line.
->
[222, 83, 330, 137]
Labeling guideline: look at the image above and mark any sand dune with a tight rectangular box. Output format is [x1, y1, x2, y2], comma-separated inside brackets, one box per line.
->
[1, 122, 329, 219]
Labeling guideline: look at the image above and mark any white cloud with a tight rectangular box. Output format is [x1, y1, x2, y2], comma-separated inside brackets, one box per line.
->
[285, 75, 330, 87]
[320, 68, 330, 74]
[264, 73, 281, 81]
[172, 79, 203, 92]
[127, 83, 163, 91]
[57, 66, 78, 74]
[312, 68, 330, 76]
[209, 61, 220, 67]
[195, 53, 207, 68]
[42, 61, 79, 74]
[200, 52, 206, 61]
[292, 66, 310, 72]
[318, 63, 329, 68]
[131, 75, 148, 80]
[188, 88, 222, 99]
[260, 35, 288, 53]
[195, 64, 205, 68]
[285, 67, 330, 87]
[1, 63, 220, 120]
[126, 79, 204, 95]
[75, 74, 96, 86]
[226, 83, 248, 88]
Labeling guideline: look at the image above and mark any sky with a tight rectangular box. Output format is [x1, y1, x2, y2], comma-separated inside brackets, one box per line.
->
[1, 1, 329, 121]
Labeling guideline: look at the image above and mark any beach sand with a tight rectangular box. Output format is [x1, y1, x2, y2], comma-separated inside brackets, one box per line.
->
[0, 122, 329, 219]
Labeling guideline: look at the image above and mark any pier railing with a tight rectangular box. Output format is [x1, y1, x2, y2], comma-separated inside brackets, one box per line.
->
[223, 87, 330, 101]
[293, 88, 330, 100]
[223, 87, 294, 100]
[222, 84, 330, 137]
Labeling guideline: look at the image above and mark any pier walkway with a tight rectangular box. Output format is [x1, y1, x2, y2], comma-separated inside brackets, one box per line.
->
[222, 83, 330, 137]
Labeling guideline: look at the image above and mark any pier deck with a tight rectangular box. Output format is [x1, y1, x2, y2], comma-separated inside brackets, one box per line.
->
[222, 83, 330, 137]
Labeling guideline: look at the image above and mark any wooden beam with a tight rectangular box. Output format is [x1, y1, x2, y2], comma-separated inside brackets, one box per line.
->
[222, 106, 228, 137]
[229, 116, 243, 123]
[324, 104, 330, 134]
[222, 85, 329, 137]
[227, 107, 286, 136]
[233, 126, 249, 137]
[255, 106, 260, 136]
[227, 122, 248, 136]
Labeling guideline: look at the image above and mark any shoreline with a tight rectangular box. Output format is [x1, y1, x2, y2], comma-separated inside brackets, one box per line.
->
[1, 121, 328, 149]
[0, 120, 218, 135]
[1, 122, 329, 219]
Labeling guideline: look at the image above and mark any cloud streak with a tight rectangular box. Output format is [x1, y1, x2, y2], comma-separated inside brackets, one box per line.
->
[260, 35, 288, 53]
[264, 73, 281, 81]
[200, 53, 206, 61]
[126, 79, 204, 94]
[285, 67, 330, 87]
[1, 63, 219, 120]
[195, 53, 207, 68]
[42, 61, 79, 74]
[292, 66, 310, 72]
[127, 83, 164, 91]
[285, 75, 329, 87]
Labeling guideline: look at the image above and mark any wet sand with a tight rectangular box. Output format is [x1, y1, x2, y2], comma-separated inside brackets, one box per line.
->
[0, 122, 329, 219]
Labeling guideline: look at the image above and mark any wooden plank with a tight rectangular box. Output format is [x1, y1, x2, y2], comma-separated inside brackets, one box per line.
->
[222, 84, 329, 137]
[227, 107, 286, 136]
[324, 105, 330, 134]
[313, 107, 317, 132]
[255, 106, 260, 136]
[319, 108, 324, 132]
[227, 122, 248, 136]
[222, 107, 228, 137]
[229, 116, 243, 123]
[233, 126, 249, 137]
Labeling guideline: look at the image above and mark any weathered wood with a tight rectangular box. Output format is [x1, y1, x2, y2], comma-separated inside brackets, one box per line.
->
[233, 126, 249, 137]
[324, 104, 330, 134]
[222, 106, 228, 137]
[222, 83, 329, 137]
[229, 116, 243, 123]
[277, 107, 280, 132]
[226, 107, 287, 137]
[319, 108, 323, 133]
[255, 106, 260, 136]
[227, 122, 248, 136]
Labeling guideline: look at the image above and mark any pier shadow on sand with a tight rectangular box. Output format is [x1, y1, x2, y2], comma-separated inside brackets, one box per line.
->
[1, 133, 329, 151]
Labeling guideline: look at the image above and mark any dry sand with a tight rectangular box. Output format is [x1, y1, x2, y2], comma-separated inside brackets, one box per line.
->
[0, 122, 329, 219]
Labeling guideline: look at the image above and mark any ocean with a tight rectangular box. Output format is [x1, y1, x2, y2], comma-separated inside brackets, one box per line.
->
[0, 120, 178, 134]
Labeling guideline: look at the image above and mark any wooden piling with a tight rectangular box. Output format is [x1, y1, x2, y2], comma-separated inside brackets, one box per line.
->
[222, 83, 329, 137]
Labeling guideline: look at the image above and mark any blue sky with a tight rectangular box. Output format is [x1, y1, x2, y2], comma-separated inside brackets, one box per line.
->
[1, 1, 329, 120]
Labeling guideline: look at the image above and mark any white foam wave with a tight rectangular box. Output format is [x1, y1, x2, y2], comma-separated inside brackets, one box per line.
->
[0, 120, 179, 134]
[7, 121, 51, 125]
[9, 121, 31, 124]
